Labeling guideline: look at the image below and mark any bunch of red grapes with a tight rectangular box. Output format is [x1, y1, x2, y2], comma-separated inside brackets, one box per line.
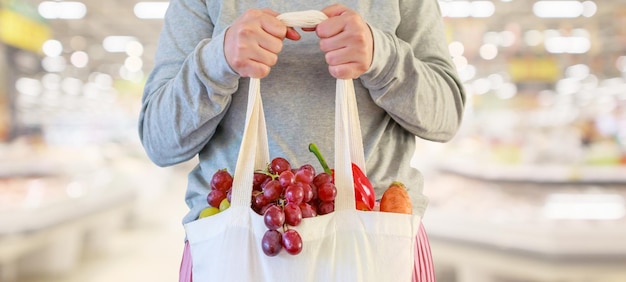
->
[251, 157, 337, 256]
[207, 156, 337, 257]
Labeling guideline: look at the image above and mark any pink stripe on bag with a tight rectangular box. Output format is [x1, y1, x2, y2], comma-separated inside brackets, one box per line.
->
[413, 222, 436, 282]
[179, 241, 192, 282]
[180, 224, 435, 282]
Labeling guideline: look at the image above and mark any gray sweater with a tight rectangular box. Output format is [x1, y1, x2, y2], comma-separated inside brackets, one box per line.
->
[139, 0, 465, 224]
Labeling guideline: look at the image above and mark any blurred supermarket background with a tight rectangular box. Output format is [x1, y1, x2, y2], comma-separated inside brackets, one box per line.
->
[1, 0, 625, 281]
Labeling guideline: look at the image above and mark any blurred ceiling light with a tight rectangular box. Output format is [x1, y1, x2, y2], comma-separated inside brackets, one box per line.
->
[439, 1, 495, 18]
[479, 43, 498, 60]
[448, 41, 465, 57]
[124, 56, 144, 72]
[457, 64, 476, 82]
[70, 51, 89, 68]
[483, 31, 500, 45]
[556, 78, 582, 95]
[499, 31, 516, 47]
[565, 64, 590, 80]
[42, 40, 63, 57]
[16, 77, 43, 96]
[545, 36, 591, 54]
[62, 77, 84, 96]
[134, 2, 170, 19]
[439, 1, 471, 17]
[488, 73, 504, 90]
[543, 29, 560, 39]
[42, 56, 67, 73]
[103, 36, 138, 53]
[580, 74, 599, 90]
[543, 193, 626, 220]
[581, 1, 598, 17]
[470, 1, 495, 17]
[472, 78, 491, 95]
[120, 66, 145, 83]
[38, 1, 87, 19]
[496, 82, 517, 99]
[533, 1, 584, 18]
[42, 73, 62, 90]
[91, 72, 114, 89]
[524, 30, 543, 47]
[126, 41, 145, 57]
[453, 56, 468, 70]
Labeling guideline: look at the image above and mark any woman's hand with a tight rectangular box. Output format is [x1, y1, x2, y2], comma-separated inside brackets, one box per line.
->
[224, 9, 301, 78]
[315, 4, 374, 79]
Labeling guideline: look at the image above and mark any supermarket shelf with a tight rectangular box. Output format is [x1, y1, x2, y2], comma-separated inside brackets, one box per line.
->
[422, 172, 626, 258]
[437, 158, 626, 184]
[0, 174, 137, 282]
[0, 182, 136, 235]
[423, 208, 626, 259]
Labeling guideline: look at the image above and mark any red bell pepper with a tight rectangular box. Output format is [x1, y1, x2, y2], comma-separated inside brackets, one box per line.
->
[309, 143, 376, 211]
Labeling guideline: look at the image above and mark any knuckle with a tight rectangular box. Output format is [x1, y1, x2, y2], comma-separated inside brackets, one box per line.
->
[236, 26, 254, 37]
[243, 9, 263, 19]
[324, 53, 335, 66]
[231, 58, 247, 70]
[268, 54, 278, 66]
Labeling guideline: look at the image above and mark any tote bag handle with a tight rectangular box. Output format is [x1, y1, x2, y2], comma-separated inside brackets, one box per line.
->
[230, 11, 367, 212]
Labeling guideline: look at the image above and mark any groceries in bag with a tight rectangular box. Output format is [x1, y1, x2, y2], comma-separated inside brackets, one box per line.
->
[198, 144, 413, 257]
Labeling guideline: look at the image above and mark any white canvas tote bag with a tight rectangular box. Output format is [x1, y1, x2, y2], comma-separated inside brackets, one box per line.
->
[183, 11, 422, 282]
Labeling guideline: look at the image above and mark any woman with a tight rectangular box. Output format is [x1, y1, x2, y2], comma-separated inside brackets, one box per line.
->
[139, 1, 465, 281]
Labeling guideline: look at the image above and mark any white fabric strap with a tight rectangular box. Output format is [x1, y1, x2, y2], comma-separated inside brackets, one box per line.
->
[231, 78, 268, 207]
[276, 10, 328, 28]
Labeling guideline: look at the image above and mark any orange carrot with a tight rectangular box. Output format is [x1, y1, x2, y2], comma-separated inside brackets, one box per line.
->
[380, 181, 412, 214]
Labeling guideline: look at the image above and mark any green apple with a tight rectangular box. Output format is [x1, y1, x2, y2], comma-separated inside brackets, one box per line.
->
[219, 198, 230, 211]
[198, 207, 220, 218]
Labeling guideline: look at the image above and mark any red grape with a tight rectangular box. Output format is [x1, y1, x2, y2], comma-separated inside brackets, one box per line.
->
[317, 182, 337, 202]
[318, 201, 335, 215]
[301, 183, 314, 203]
[284, 202, 303, 226]
[262, 179, 282, 202]
[295, 167, 315, 184]
[299, 164, 316, 177]
[262, 230, 283, 257]
[284, 184, 304, 204]
[282, 229, 303, 255]
[207, 189, 227, 208]
[313, 172, 333, 188]
[278, 170, 295, 187]
[263, 205, 285, 231]
[253, 193, 270, 210]
[253, 172, 270, 191]
[299, 202, 317, 218]
[269, 157, 291, 175]
[259, 203, 274, 215]
[211, 169, 233, 192]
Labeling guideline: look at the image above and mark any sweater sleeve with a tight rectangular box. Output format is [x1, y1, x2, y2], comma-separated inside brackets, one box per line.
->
[138, 0, 240, 167]
[359, 0, 465, 142]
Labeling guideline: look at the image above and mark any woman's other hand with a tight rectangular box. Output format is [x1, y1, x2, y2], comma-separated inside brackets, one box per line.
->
[315, 4, 374, 79]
